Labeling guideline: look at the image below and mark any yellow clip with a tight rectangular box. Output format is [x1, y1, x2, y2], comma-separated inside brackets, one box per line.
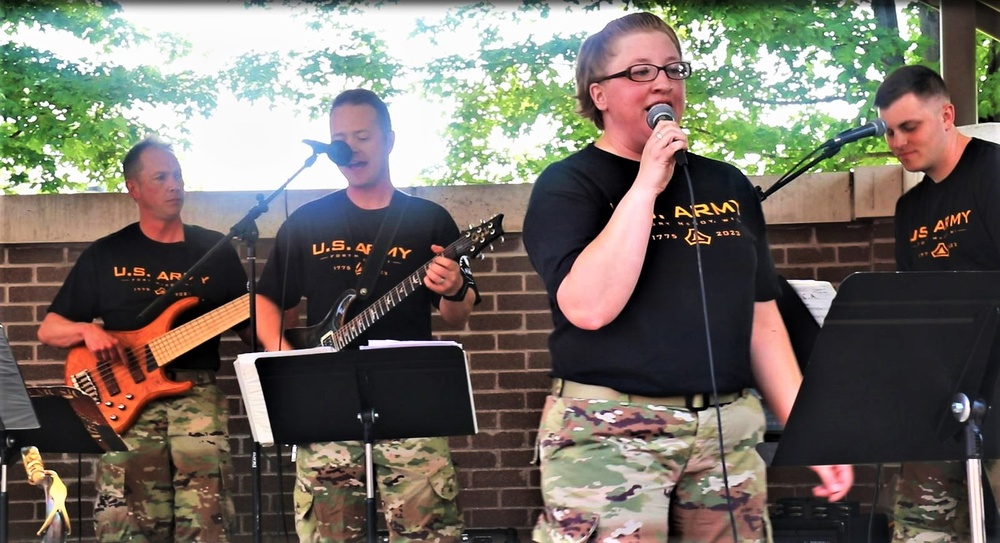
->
[21, 446, 72, 537]
[38, 471, 71, 536]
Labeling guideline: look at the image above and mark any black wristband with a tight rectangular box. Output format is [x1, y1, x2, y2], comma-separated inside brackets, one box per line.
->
[442, 277, 469, 302]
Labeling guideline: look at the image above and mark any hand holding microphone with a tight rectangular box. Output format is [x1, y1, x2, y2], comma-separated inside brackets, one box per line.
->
[646, 103, 688, 166]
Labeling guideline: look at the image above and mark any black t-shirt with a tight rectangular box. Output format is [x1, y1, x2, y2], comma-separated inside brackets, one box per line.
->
[523, 144, 780, 396]
[47, 223, 249, 371]
[257, 190, 460, 347]
[895, 138, 1000, 271]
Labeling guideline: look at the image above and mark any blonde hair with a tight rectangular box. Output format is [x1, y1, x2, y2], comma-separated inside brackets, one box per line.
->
[575, 12, 683, 130]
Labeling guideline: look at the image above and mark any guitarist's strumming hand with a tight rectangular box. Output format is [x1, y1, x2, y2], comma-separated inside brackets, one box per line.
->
[37, 312, 127, 365]
[81, 323, 128, 366]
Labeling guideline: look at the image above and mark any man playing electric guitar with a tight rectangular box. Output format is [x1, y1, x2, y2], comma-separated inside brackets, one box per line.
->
[255, 89, 480, 543]
[37, 137, 250, 543]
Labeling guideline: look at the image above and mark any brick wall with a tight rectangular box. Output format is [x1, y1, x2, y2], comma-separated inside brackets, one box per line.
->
[0, 183, 901, 542]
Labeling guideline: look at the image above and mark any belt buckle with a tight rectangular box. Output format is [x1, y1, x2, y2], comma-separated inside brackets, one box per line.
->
[686, 394, 705, 411]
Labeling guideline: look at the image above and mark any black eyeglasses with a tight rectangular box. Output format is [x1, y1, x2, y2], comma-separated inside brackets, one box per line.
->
[595, 61, 692, 83]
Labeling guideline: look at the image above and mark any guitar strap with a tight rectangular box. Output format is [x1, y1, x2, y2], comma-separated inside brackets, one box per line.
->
[354, 192, 408, 300]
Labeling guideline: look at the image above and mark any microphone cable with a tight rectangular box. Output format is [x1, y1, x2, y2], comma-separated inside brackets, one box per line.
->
[676, 159, 740, 543]
[651, 103, 739, 541]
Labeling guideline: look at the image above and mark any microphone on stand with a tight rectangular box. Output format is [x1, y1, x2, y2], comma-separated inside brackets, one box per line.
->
[303, 139, 353, 166]
[646, 103, 687, 166]
[820, 118, 887, 149]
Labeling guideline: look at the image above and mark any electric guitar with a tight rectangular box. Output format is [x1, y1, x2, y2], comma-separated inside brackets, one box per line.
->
[64, 293, 250, 434]
[285, 214, 504, 350]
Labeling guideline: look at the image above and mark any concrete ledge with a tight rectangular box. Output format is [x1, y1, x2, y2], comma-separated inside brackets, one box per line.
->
[0, 168, 908, 244]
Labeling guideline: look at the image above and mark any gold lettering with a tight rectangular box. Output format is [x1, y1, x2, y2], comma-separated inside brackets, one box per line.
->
[387, 247, 412, 259]
[312, 242, 326, 255]
[710, 201, 739, 215]
[674, 206, 693, 219]
[356, 243, 372, 255]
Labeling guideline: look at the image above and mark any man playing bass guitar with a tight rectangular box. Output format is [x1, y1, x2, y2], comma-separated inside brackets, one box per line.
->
[255, 88, 481, 543]
[37, 137, 251, 542]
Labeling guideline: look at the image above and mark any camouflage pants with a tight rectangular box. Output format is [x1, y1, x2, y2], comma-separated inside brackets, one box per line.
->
[94, 382, 235, 543]
[293, 437, 463, 543]
[533, 391, 770, 543]
[892, 460, 1000, 542]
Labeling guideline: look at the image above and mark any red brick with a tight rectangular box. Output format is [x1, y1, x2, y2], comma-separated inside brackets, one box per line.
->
[8, 247, 66, 264]
[815, 222, 875, 244]
[469, 351, 526, 371]
[837, 245, 870, 263]
[476, 274, 524, 293]
[873, 241, 895, 261]
[474, 391, 527, 411]
[526, 313, 554, 330]
[498, 332, 549, 351]
[498, 370, 550, 390]
[496, 255, 536, 273]
[786, 247, 836, 265]
[770, 247, 786, 265]
[8, 285, 61, 304]
[497, 293, 549, 312]
[0, 266, 32, 283]
[525, 274, 546, 292]
[469, 313, 523, 331]
[767, 226, 814, 245]
[527, 351, 551, 369]
[0, 304, 34, 322]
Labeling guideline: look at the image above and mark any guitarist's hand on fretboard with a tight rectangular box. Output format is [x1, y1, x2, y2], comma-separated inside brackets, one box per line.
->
[425, 244, 465, 298]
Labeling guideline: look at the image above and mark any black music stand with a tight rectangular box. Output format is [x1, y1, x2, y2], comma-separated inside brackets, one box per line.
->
[772, 271, 1000, 543]
[0, 325, 126, 543]
[236, 344, 477, 543]
[0, 323, 39, 543]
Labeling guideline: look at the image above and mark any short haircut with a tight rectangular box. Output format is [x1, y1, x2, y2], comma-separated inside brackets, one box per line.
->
[122, 137, 174, 181]
[874, 65, 950, 110]
[330, 88, 392, 138]
[576, 12, 683, 130]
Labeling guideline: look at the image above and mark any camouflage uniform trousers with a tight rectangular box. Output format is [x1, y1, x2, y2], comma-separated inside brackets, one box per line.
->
[293, 436, 463, 543]
[94, 381, 236, 543]
[533, 391, 770, 543]
[891, 459, 1000, 542]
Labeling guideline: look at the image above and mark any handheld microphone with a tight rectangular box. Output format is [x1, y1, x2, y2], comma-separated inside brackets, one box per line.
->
[821, 118, 887, 148]
[302, 139, 353, 166]
[645, 103, 687, 166]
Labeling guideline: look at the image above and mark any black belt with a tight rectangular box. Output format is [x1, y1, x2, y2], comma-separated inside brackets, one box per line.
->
[165, 369, 217, 386]
[551, 378, 743, 411]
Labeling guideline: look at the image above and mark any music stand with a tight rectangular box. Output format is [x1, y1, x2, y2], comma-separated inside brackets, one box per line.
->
[772, 271, 1000, 543]
[0, 324, 126, 543]
[235, 343, 478, 543]
[0, 323, 39, 543]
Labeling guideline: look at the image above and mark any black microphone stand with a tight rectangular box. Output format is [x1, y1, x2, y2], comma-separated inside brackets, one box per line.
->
[135, 150, 324, 543]
[756, 142, 844, 202]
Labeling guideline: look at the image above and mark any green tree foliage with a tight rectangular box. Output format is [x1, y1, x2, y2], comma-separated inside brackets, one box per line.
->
[3, 1, 998, 192]
[1, 1, 220, 192]
[415, 0, 911, 184]
[223, 3, 403, 117]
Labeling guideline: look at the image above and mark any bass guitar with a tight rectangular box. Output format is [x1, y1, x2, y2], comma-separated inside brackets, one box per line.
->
[65, 293, 250, 434]
[285, 214, 504, 349]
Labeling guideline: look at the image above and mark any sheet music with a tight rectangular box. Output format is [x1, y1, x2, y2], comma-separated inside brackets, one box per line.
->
[234, 346, 335, 446]
[786, 280, 837, 327]
[361, 339, 463, 350]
